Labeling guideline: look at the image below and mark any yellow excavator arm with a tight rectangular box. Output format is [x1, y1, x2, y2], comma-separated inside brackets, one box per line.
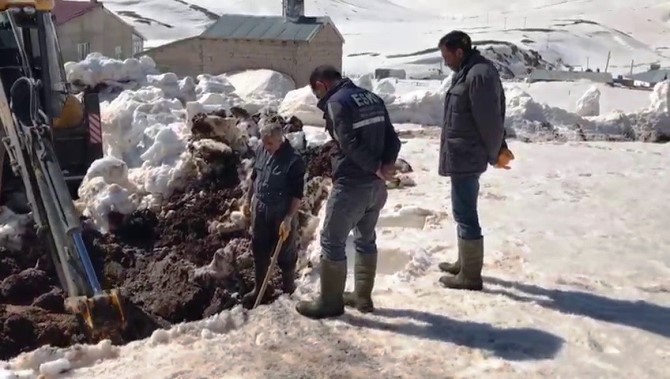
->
[0, 1, 125, 341]
[0, 0, 53, 11]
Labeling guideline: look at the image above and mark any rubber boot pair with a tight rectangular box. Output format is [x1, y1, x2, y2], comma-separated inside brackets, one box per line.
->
[295, 258, 347, 319]
[438, 238, 484, 291]
[242, 260, 296, 309]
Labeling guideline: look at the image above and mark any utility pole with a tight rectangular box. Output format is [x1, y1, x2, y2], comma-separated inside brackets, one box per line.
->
[586, 56, 590, 70]
[604, 50, 611, 73]
[630, 59, 634, 75]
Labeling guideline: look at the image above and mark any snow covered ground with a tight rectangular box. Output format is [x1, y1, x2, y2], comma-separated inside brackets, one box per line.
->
[102, 0, 670, 77]
[3, 136, 669, 378]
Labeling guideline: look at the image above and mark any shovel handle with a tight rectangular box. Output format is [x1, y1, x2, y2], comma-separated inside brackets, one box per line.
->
[253, 233, 288, 309]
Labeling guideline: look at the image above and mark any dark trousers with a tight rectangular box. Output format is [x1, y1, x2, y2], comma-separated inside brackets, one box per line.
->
[251, 198, 297, 276]
[320, 180, 388, 262]
[451, 174, 482, 240]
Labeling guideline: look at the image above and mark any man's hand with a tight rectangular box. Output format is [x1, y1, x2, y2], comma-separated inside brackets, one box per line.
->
[279, 216, 292, 241]
[494, 147, 515, 170]
[241, 201, 251, 218]
[375, 162, 396, 181]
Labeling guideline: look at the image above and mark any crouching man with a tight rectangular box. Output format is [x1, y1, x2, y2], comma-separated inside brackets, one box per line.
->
[241, 123, 306, 309]
[296, 65, 401, 319]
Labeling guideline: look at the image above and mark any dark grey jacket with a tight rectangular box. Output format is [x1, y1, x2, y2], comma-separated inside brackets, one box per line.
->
[252, 140, 305, 206]
[439, 50, 507, 177]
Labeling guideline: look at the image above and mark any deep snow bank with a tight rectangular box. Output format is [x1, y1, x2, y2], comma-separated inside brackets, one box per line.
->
[66, 55, 668, 143]
[64, 53, 159, 89]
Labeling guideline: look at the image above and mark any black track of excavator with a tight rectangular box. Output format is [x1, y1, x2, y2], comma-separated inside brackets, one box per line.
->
[0, 6, 125, 339]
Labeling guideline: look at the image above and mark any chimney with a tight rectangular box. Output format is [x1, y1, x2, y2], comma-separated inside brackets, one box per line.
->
[283, 0, 305, 21]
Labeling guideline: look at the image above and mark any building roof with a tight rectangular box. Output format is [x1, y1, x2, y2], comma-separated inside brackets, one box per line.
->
[200, 14, 342, 42]
[529, 69, 613, 84]
[53, 0, 99, 26]
[627, 69, 670, 84]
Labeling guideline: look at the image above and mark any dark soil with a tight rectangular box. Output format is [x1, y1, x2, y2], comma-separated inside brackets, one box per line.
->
[0, 129, 335, 361]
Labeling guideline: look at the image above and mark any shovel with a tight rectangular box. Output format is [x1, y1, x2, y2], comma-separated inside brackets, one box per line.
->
[253, 231, 288, 309]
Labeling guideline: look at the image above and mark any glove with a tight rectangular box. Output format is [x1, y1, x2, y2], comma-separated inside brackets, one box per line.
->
[279, 216, 292, 241]
[494, 147, 515, 170]
[241, 201, 251, 218]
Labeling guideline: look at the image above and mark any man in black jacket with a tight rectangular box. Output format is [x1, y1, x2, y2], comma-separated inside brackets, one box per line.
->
[296, 65, 401, 319]
[437, 31, 514, 291]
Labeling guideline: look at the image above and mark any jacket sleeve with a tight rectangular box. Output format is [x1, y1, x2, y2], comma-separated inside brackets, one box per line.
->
[327, 101, 380, 173]
[382, 109, 401, 165]
[286, 156, 305, 200]
[467, 68, 506, 164]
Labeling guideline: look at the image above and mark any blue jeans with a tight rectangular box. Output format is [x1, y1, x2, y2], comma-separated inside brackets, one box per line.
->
[451, 175, 482, 240]
[320, 180, 388, 262]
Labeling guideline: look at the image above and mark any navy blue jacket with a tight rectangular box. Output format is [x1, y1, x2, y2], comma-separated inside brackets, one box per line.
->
[317, 79, 401, 184]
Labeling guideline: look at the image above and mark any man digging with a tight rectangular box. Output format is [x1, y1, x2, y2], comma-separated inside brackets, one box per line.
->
[241, 122, 306, 309]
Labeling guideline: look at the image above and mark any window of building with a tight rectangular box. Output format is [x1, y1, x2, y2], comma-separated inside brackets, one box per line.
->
[115, 46, 123, 59]
[132, 35, 143, 55]
[77, 42, 90, 60]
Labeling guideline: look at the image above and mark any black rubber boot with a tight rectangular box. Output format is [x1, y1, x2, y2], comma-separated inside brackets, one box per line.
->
[343, 253, 377, 313]
[295, 258, 346, 319]
[281, 267, 296, 295]
[242, 259, 272, 309]
[438, 255, 461, 275]
[439, 238, 483, 291]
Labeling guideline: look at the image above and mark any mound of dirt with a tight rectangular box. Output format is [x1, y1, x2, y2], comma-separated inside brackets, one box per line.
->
[0, 120, 335, 360]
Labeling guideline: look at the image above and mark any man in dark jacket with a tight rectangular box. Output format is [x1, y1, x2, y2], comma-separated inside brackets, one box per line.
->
[296, 65, 401, 319]
[437, 31, 514, 291]
[241, 122, 305, 308]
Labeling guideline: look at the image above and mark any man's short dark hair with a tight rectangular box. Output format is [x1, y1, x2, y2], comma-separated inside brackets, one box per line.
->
[310, 65, 342, 87]
[439, 30, 472, 52]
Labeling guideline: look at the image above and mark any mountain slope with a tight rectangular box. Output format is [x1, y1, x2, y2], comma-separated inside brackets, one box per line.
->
[102, 0, 670, 76]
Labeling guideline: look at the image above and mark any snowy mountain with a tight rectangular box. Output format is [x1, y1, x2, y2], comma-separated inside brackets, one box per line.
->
[102, 0, 670, 76]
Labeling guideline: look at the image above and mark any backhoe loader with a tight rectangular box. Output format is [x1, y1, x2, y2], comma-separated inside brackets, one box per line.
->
[0, 0, 125, 340]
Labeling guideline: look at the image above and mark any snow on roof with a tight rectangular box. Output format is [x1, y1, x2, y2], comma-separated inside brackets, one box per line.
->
[529, 69, 613, 84]
[627, 69, 670, 84]
[200, 14, 342, 43]
[52, 0, 98, 26]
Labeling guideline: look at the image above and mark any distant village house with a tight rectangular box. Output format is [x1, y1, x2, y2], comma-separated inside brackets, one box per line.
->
[142, 0, 344, 87]
[626, 68, 670, 88]
[528, 69, 613, 84]
[53, 0, 145, 62]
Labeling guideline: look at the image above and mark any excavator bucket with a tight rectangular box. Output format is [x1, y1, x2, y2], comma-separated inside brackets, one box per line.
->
[65, 289, 127, 341]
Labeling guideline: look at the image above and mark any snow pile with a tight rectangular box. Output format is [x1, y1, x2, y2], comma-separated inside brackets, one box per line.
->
[355, 73, 374, 91]
[504, 86, 635, 141]
[146, 73, 196, 103]
[278, 86, 324, 127]
[630, 80, 670, 141]
[385, 88, 444, 126]
[224, 70, 296, 113]
[64, 53, 158, 89]
[79, 86, 247, 230]
[195, 74, 236, 97]
[375, 78, 397, 94]
[576, 86, 601, 117]
[0, 207, 32, 252]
